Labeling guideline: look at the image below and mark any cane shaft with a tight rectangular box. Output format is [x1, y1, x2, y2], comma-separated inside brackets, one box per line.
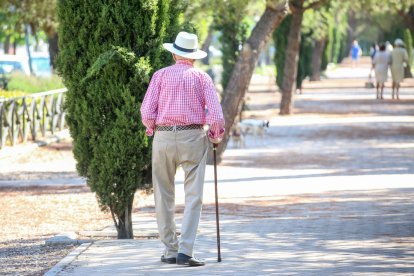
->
[213, 144, 222, 262]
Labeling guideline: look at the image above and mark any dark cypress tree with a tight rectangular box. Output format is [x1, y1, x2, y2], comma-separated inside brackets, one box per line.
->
[404, 28, 413, 78]
[214, 0, 249, 91]
[332, 27, 342, 63]
[274, 15, 311, 92]
[404, 29, 413, 67]
[57, 0, 183, 238]
[273, 15, 291, 91]
[80, 48, 152, 238]
[321, 23, 334, 71]
[296, 34, 312, 91]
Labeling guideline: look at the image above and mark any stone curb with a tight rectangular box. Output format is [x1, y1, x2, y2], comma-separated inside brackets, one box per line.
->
[78, 230, 159, 239]
[44, 242, 92, 276]
[0, 177, 85, 188]
[45, 232, 93, 246]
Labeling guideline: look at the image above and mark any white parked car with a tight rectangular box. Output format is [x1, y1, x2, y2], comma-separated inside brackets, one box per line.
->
[0, 53, 52, 77]
[0, 54, 31, 75]
[31, 52, 52, 77]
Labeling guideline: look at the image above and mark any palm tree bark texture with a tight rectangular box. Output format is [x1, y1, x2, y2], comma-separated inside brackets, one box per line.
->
[214, 0, 289, 162]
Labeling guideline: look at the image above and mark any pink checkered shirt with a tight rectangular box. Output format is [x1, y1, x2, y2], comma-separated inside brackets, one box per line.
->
[140, 60, 225, 139]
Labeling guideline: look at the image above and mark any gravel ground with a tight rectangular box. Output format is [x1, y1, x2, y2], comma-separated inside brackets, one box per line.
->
[0, 238, 76, 276]
[0, 185, 114, 276]
[0, 139, 113, 275]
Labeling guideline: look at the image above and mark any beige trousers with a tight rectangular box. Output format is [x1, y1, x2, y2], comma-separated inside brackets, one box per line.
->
[152, 128, 209, 258]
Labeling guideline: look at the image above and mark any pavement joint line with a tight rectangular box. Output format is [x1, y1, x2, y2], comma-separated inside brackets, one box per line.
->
[0, 177, 86, 188]
[44, 242, 92, 276]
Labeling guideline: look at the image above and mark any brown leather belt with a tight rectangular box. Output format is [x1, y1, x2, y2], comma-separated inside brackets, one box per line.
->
[156, 124, 203, 131]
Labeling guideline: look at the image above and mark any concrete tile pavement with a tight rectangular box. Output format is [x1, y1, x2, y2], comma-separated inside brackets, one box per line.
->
[48, 184, 414, 275]
[46, 160, 414, 275]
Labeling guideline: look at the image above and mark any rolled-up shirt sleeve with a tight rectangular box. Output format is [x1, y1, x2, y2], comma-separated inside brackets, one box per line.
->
[202, 74, 225, 139]
[140, 71, 161, 136]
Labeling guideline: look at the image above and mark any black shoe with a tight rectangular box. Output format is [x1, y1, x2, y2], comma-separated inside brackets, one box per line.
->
[176, 253, 205, 266]
[161, 255, 177, 264]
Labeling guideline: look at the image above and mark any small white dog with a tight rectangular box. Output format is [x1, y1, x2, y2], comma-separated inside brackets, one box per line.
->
[236, 119, 270, 146]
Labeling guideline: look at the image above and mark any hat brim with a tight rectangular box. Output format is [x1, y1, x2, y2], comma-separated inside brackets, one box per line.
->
[163, 43, 207, 60]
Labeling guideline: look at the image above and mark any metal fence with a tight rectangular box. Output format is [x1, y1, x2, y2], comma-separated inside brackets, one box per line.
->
[0, 88, 67, 149]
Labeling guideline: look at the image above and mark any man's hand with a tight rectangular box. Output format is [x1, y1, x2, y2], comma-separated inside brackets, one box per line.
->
[209, 137, 222, 144]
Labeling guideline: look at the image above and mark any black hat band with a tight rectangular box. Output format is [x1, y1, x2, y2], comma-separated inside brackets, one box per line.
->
[173, 43, 197, 53]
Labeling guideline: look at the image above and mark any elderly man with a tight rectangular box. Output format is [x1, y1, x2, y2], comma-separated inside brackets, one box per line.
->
[140, 31, 225, 266]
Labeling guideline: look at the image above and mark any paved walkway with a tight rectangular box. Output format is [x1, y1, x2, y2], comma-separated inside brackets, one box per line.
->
[50, 181, 414, 276]
[44, 64, 414, 275]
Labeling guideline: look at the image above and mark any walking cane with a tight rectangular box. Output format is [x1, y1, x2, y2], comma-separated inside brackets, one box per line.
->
[213, 143, 222, 262]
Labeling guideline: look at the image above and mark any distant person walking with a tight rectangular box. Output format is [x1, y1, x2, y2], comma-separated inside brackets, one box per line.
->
[372, 44, 390, 100]
[141, 31, 225, 267]
[369, 43, 378, 77]
[350, 40, 362, 67]
[390, 38, 409, 100]
[370, 43, 378, 60]
[385, 41, 394, 53]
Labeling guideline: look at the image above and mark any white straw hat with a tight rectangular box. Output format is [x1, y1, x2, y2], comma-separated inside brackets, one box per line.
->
[394, 38, 405, 46]
[163, 32, 207, 60]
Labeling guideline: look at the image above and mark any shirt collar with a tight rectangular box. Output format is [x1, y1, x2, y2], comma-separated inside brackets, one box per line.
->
[176, 60, 194, 66]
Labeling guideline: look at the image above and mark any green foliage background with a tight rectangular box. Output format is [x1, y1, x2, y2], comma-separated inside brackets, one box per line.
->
[296, 34, 312, 89]
[214, 0, 250, 91]
[404, 29, 413, 67]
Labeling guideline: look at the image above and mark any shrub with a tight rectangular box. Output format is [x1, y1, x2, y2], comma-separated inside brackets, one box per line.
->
[297, 34, 312, 89]
[81, 47, 152, 229]
[404, 29, 413, 67]
[0, 89, 27, 99]
[57, 0, 184, 238]
[321, 23, 334, 71]
[274, 15, 312, 91]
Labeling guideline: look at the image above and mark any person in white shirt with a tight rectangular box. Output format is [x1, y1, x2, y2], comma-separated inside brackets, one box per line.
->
[372, 44, 390, 100]
[390, 38, 409, 100]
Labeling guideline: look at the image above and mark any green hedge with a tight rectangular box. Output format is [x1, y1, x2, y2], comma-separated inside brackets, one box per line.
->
[57, 0, 185, 238]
